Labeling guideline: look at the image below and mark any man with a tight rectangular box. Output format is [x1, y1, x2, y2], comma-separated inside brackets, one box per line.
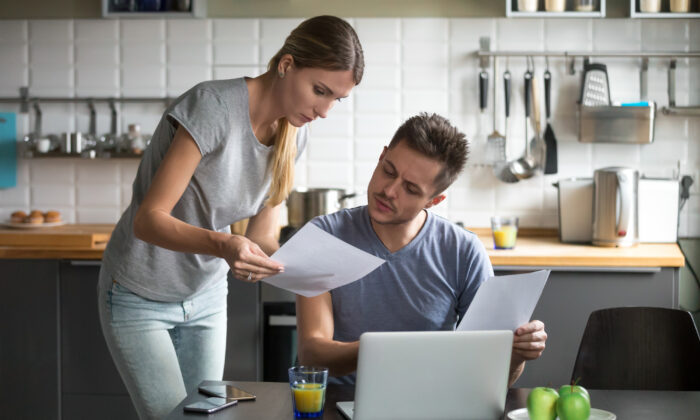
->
[296, 113, 547, 386]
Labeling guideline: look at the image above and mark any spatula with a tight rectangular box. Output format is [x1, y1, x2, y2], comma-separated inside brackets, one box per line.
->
[486, 58, 505, 164]
[543, 69, 558, 174]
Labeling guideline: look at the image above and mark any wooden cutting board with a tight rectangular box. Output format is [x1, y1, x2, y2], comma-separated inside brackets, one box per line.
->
[0, 224, 113, 248]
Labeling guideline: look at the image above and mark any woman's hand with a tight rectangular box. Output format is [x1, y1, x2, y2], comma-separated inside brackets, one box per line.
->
[221, 234, 284, 282]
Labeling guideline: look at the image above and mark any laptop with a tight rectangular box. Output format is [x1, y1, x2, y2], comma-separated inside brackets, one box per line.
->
[336, 330, 513, 420]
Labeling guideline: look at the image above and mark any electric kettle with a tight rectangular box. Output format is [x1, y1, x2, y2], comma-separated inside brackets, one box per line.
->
[592, 167, 639, 247]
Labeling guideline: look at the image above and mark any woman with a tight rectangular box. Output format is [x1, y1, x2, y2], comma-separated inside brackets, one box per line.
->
[98, 15, 364, 419]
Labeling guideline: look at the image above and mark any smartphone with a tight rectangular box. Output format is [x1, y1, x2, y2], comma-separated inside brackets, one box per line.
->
[198, 384, 257, 401]
[183, 397, 238, 414]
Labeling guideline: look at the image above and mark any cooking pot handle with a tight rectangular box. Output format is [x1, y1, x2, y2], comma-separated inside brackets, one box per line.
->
[616, 172, 632, 237]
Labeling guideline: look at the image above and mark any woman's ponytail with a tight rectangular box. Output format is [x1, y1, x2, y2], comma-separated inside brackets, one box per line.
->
[266, 118, 298, 206]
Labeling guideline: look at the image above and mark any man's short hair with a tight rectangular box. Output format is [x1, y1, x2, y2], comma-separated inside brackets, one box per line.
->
[388, 113, 469, 194]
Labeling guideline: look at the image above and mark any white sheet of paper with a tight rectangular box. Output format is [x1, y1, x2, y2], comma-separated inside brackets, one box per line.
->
[262, 223, 385, 297]
[456, 270, 550, 331]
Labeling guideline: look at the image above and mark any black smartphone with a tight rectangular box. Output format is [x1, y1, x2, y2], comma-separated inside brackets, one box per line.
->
[183, 397, 238, 414]
[198, 384, 257, 401]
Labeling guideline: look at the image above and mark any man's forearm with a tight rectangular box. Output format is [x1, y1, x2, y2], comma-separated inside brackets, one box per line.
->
[508, 358, 525, 388]
[298, 337, 360, 377]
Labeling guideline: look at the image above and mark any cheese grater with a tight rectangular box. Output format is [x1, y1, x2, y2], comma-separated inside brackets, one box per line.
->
[580, 62, 611, 106]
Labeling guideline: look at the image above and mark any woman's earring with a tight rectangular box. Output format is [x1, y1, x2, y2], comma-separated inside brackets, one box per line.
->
[278, 71, 285, 78]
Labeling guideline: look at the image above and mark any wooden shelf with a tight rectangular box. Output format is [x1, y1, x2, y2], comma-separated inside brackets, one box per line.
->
[506, 0, 606, 18]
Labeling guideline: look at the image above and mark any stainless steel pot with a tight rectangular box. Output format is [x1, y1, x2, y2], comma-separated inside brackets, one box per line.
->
[286, 188, 357, 228]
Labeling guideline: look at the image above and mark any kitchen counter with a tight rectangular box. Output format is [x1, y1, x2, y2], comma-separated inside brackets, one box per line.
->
[0, 225, 686, 267]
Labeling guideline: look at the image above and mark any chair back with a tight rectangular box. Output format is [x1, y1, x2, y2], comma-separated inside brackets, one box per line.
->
[572, 307, 700, 390]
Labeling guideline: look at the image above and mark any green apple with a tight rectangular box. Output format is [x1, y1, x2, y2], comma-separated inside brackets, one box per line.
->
[556, 391, 591, 420]
[558, 384, 590, 403]
[526, 387, 559, 420]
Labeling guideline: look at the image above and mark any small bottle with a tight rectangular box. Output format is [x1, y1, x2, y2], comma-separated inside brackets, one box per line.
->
[576, 0, 594, 12]
[128, 124, 145, 155]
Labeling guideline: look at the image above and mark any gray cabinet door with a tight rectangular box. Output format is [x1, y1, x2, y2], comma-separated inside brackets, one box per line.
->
[0, 259, 60, 419]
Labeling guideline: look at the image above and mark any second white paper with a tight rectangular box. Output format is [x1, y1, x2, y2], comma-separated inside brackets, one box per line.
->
[262, 223, 385, 297]
[456, 270, 550, 331]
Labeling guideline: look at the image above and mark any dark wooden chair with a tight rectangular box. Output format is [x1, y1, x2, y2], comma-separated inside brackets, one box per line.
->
[571, 307, 700, 390]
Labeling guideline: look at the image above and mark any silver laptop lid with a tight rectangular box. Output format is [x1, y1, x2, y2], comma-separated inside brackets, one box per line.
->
[353, 330, 513, 420]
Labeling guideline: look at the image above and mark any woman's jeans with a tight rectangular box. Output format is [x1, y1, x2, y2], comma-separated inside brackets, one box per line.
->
[97, 268, 228, 420]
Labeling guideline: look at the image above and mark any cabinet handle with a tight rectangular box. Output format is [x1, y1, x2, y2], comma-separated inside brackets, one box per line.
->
[69, 260, 102, 267]
[269, 315, 297, 327]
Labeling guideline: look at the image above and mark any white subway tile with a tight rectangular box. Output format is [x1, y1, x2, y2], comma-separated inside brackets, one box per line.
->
[293, 162, 308, 188]
[448, 185, 496, 212]
[495, 176, 544, 212]
[354, 90, 399, 114]
[641, 139, 688, 166]
[75, 43, 119, 66]
[76, 66, 119, 97]
[402, 91, 448, 116]
[213, 19, 259, 40]
[403, 66, 447, 90]
[354, 138, 386, 161]
[31, 184, 75, 206]
[544, 19, 592, 51]
[0, 186, 29, 207]
[29, 20, 72, 43]
[119, 159, 141, 185]
[76, 160, 119, 184]
[120, 109, 162, 136]
[0, 63, 29, 96]
[592, 19, 641, 52]
[357, 66, 399, 89]
[592, 143, 641, 169]
[429, 201, 449, 219]
[121, 66, 165, 97]
[402, 18, 447, 42]
[0, 20, 28, 43]
[0, 44, 28, 65]
[167, 43, 212, 65]
[496, 19, 544, 51]
[29, 43, 73, 66]
[213, 41, 258, 65]
[354, 162, 377, 187]
[361, 42, 400, 66]
[307, 138, 353, 162]
[307, 162, 353, 188]
[354, 114, 401, 139]
[167, 20, 211, 42]
[29, 66, 74, 97]
[448, 211, 492, 228]
[641, 20, 688, 51]
[77, 184, 120, 206]
[120, 20, 165, 43]
[309, 114, 352, 138]
[30, 159, 75, 184]
[260, 41, 282, 66]
[449, 19, 496, 47]
[402, 42, 447, 66]
[75, 20, 119, 43]
[76, 207, 121, 223]
[121, 43, 165, 65]
[355, 18, 400, 43]
[691, 20, 700, 50]
[260, 19, 303, 43]
[654, 116, 689, 141]
[15, 160, 30, 185]
[213, 66, 263, 80]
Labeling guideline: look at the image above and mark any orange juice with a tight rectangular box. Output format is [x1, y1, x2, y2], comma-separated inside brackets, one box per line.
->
[493, 225, 517, 249]
[292, 383, 325, 414]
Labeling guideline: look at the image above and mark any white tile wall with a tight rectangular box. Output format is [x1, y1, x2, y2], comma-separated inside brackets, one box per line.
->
[0, 17, 698, 237]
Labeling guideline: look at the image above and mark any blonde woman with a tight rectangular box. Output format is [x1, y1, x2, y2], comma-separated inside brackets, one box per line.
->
[98, 16, 364, 419]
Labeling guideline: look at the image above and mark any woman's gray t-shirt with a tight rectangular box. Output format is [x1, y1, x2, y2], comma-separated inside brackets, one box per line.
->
[102, 78, 308, 302]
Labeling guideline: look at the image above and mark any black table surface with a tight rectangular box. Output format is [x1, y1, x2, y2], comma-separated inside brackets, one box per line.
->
[167, 380, 700, 419]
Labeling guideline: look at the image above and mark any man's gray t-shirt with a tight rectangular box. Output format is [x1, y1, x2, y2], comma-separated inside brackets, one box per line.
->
[102, 78, 308, 302]
[311, 206, 493, 383]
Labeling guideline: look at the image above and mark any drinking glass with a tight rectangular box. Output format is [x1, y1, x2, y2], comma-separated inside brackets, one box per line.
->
[289, 366, 328, 418]
[491, 216, 519, 250]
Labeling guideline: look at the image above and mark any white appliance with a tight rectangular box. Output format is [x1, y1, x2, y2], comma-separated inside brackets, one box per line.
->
[554, 177, 678, 244]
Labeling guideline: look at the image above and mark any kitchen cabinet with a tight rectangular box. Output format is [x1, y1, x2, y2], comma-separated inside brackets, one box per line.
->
[629, 0, 700, 17]
[101, 0, 206, 18]
[495, 265, 680, 387]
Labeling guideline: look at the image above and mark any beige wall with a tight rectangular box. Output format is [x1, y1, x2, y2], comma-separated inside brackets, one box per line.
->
[0, 0, 631, 19]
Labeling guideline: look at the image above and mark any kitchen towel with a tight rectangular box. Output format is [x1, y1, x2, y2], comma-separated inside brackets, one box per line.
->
[0, 113, 17, 188]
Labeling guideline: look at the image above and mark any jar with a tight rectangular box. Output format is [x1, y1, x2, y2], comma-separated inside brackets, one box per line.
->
[546, 0, 566, 12]
[576, 0, 594, 12]
[640, 0, 661, 12]
[128, 123, 145, 155]
[517, 0, 538, 12]
[670, 0, 690, 12]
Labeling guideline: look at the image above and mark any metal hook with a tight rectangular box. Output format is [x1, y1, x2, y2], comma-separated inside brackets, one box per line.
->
[545, 56, 550, 72]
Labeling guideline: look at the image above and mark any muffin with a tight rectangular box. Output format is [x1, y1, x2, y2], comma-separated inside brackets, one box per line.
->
[11, 211, 27, 224]
[27, 210, 44, 224]
[44, 210, 62, 223]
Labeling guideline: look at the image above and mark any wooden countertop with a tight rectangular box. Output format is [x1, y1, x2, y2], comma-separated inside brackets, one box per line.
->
[0, 224, 686, 267]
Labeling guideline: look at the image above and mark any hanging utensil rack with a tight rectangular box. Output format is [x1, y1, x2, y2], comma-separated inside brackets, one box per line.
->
[476, 37, 700, 116]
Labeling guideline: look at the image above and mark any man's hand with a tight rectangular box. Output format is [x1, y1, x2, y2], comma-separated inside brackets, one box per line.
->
[512, 320, 547, 364]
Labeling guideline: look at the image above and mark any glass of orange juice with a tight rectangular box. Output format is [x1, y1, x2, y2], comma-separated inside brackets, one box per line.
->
[289, 366, 328, 418]
[491, 216, 519, 249]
